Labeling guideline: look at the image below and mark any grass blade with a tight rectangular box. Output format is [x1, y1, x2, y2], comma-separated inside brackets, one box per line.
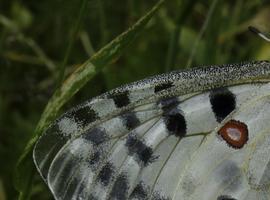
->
[14, 1, 166, 199]
[56, 0, 89, 88]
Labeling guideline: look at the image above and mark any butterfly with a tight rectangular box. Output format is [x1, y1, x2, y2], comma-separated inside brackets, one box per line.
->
[33, 59, 270, 200]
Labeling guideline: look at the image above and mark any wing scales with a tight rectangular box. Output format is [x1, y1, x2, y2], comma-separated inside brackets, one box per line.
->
[33, 61, 270, 200]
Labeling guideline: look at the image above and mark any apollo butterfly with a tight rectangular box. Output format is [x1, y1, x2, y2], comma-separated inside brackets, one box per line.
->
[33, 27, 270, 200]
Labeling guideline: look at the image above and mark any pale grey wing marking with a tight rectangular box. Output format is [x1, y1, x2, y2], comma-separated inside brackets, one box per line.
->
[90, 98, 118, 117]
[147, 136, 183, 200]
[148, 136, 204, 199]
[180, 90, 217, 134]
[247, 130, 270, 188]
[100, 108, 163, 138]
[243, 189, 269, 200]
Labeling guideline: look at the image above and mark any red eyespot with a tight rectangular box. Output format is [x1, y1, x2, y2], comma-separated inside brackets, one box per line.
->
[218, 120, 248, 149]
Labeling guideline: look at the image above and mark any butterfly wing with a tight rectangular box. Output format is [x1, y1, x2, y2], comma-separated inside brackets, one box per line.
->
[33, 61, 270, 200]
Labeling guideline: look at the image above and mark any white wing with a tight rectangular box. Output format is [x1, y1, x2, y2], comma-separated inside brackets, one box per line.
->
[33, 61, 270, 200]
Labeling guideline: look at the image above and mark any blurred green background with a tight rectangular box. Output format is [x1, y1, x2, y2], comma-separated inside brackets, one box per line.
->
[0, 0, 270, 199]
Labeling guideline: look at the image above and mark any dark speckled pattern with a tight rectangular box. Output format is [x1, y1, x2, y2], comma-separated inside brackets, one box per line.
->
[210, 88, 236, 122]
[33, 61, 270, 200]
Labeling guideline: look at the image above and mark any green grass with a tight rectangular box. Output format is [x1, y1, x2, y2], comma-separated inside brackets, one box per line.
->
[0, 0, 270, 199]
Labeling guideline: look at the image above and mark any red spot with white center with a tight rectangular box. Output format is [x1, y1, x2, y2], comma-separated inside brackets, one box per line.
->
[218, 120, 248, 149]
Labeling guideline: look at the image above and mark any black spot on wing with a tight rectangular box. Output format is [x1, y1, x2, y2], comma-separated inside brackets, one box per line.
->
[121, 112, 140, 130]
[109, 91, 130, 108]
[152, 192, 171, 200]
[210, 88, 236, 123]
[97, 162, 114, 186]
[217, 195, 237, 200]
[88, 194, 98, 200]
[129, 182, 148, 199]
[88, 151, 101, 167]
[164, 112, 186, 137]
[159, 97, 187, 137]
[71, 106, 99, 126]
[158, 97, 179, 112]
[125, 135, 157, 166]
[154, 82, 174, 93]
[82, 127, 108, 145]
[109, 173, 129, 200]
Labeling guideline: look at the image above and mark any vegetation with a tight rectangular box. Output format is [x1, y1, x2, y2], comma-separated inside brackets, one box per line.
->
[0, 0, 269, 199]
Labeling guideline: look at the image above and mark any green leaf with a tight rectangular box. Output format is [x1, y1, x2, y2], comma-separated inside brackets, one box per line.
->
[14, 0, 166, 199]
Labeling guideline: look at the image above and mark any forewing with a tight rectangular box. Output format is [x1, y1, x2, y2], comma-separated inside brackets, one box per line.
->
[33, 61, 270, 200]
